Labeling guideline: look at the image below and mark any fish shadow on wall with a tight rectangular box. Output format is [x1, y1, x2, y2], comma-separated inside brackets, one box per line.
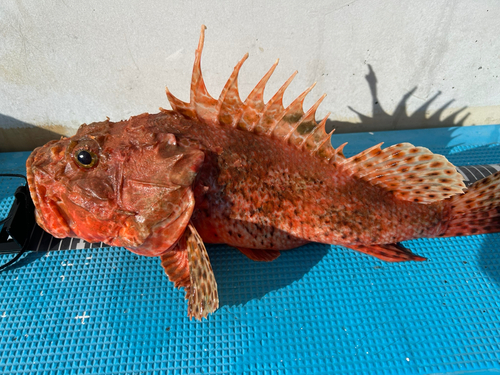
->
[326, 64, 470, 134]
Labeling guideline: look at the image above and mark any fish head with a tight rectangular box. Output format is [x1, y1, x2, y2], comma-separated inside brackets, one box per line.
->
[26, 117, 205, 256]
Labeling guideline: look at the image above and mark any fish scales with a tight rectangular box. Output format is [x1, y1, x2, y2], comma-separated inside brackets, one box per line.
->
[150, 111, 448, 248]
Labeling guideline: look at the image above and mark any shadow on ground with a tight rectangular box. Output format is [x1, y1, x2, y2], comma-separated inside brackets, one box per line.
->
[208, 244, 330, 308]
[0, 114, 63, 152]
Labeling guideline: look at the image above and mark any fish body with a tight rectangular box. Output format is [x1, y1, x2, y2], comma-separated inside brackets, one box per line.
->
[151, 111, 447, 249]
[26, 26, 500, 319]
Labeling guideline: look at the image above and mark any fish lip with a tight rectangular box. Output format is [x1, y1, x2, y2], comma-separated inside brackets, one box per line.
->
[26, 143, 74, 238]
[26, 149, 40, 213]
[26, 144, 53, 212]
[26, 146, 48, 231]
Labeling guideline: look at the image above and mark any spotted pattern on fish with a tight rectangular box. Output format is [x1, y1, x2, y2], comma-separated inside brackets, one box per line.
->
[25, 26, 500, 320]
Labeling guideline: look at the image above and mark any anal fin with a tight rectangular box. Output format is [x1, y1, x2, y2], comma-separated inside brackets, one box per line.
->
[160, 222, 219, 320]
[343, 243, 427, 262]
[236, 247, 281, 262]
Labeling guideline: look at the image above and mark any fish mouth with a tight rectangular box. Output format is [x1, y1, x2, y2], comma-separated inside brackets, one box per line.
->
[26, 148, 41, 221]
[26, 145, 49, 217]
[26, 143, 75, 238]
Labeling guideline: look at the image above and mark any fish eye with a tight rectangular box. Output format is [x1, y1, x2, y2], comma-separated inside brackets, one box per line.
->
[74, 149, 98, 168]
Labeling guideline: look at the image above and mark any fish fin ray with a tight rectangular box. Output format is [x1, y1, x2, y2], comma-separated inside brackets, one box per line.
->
[255, 71, 296, 134]
[236, 247, 281, 262]
[160, 222, 219, 320]
[442, 171, 500, 237]
[165, 25, 341, 163]
[160, 247, 191, 289]
[165, 87, 196, 119]
[185, 222, 219, 320]
[344, 243, 427, 262]
[272, 83, 316, 140]
[217, 53, 248, 127]
[239, 60, 278, 131]
[190, 26, 219, 125]
[342, 142, 465, 203]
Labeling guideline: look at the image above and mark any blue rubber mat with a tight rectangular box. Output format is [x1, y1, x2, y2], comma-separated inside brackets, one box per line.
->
[1, 125, 500, 374]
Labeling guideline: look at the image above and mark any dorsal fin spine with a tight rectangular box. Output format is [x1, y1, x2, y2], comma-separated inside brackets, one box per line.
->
[191, 25, 207, 103]
[262, 71, 298, 136]
[304, 94, 327, 122]
[165, 87, 195, 118]
[281, 83, 317, 143]
[245, 60, 279, 131]
[333, 142, 348, 160]
[316, 131, 332, 151]
[298, 105, 328, 146]
[302, 114, 330, 151]
[300, 111, 330, 148]
[165, 25, 341, 163]
[217, 53, 248, 127]
[217, 54, 248, 112]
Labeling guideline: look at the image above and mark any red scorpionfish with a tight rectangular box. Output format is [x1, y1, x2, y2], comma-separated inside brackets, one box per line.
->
[26, 26, 500, 320]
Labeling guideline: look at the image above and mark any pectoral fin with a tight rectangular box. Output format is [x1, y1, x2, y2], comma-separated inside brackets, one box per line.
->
[344, 243, 427, 262]
[160, 222, 219, 320]
[160, 244, 190, 289]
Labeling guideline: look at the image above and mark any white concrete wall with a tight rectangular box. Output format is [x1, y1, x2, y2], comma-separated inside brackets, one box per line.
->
[0, 0, 499, 151]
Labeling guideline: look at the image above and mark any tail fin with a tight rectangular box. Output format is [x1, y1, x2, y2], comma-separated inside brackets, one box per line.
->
[442, 171, 500, 237]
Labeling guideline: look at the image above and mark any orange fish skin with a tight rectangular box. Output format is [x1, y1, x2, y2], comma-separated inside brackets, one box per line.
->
[26, 114, 204, 257]
[26, 110, 449, 254]
[141, 111, 452, 250]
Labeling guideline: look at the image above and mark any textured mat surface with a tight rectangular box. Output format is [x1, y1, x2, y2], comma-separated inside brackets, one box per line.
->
[1, 126, 500, 374]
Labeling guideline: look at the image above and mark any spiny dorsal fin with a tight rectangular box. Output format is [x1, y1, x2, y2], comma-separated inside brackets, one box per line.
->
[165, 25, 340, 163]
[341, 142, 466, 203]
